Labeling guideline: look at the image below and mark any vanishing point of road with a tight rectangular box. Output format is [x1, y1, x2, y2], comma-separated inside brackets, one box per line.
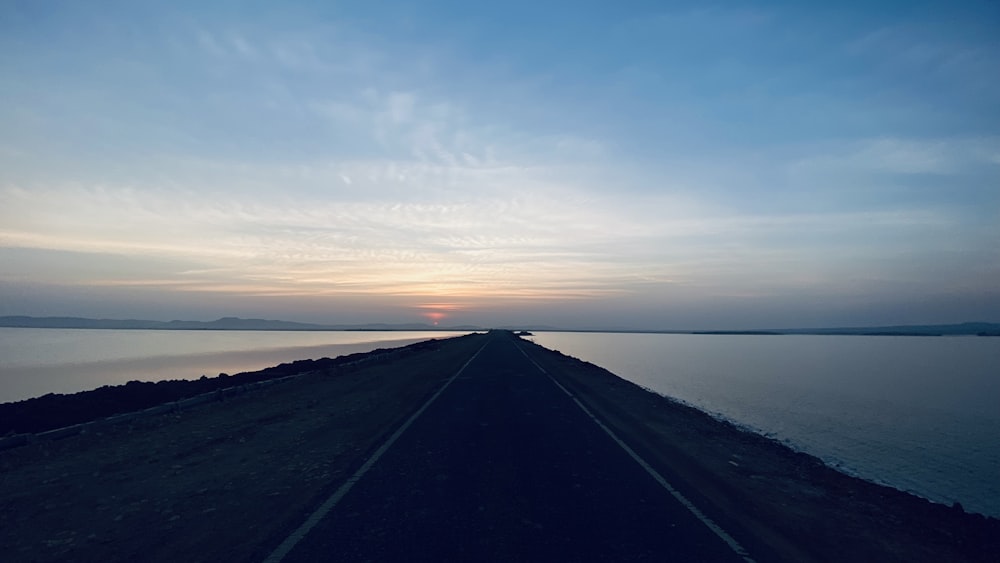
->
[265, 331, 756, 562]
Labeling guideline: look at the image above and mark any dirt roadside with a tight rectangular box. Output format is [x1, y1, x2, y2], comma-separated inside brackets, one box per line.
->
[517, 337, 1000, 563]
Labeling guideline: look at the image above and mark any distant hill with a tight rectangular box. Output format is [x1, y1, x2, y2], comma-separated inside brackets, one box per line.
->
[0, 316, 483, 332]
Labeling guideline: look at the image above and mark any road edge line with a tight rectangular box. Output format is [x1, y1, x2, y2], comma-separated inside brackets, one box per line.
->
[516, 342, 757, 563]
[262, 338, 491, 563]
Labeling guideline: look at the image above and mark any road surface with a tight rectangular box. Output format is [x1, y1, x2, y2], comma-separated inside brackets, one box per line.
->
[268, 331, 754, 562]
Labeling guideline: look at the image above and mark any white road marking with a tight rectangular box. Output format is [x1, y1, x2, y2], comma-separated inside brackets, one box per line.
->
[262, 340, 491, 563]
[515, 342, 757, 563]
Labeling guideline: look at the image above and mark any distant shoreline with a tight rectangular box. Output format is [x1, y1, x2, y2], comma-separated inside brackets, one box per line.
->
[0, 316, 480, 332]
[0, 326, 463, 332]
[550, 328, 999, 337]
[1, 316, 998, 336]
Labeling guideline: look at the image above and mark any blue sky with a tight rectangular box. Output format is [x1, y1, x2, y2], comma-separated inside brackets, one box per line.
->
[1, 1, 998, 329]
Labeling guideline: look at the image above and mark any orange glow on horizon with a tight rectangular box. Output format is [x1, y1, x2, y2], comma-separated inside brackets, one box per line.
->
[423, 311, 446, 325]
[415, 303, 462, 311]
[415, 302, 462, 326]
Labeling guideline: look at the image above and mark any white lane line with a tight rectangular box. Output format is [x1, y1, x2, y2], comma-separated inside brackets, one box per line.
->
[263, 340, 491, 563]
[516, 343, 757, 563]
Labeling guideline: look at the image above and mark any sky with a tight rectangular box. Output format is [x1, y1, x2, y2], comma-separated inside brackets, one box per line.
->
[1, 1, 998, 330]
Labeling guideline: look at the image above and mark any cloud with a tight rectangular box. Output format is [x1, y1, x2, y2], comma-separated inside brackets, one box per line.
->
[615, 6, 775, 39]
[845, 23, 1000, 101]
[2, 168, 973, 311]
[386, 92, 416, 124]
[195, 28, 329, 71]
[848, 24, 996, 72]
[229, 33, 257, 58]
[0, 177, 642, 301]
[196, 30, 226, 57]
[788, 136, 1000, 177]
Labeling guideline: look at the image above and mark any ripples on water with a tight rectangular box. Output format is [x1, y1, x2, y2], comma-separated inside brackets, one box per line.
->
[530, 332, 1000, 518]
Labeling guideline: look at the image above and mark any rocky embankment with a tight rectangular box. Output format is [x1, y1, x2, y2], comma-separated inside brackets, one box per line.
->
[1, 332, 997, 562]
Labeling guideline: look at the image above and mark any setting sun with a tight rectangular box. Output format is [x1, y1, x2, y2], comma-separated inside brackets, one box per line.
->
[415, 303, 462, 326]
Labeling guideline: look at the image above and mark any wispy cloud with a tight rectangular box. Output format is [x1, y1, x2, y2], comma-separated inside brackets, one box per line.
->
[789, 136, 1000, 176]
[848, 24, 1000, 77]
[0, 170, 972, 308]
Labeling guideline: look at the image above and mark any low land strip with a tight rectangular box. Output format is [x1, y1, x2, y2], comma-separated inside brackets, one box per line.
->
[0, 332, 996, 562]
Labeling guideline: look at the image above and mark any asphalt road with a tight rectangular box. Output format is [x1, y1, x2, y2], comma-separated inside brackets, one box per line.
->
[271, 331, 752, 562]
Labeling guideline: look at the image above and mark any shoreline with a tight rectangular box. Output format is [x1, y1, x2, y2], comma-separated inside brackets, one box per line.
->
[0, 336, 445, 405]
[0, 339, 446, 436]
[638, 390, 985, 517]
[1, 333, 997, 561]
[3, 317, 999, 336]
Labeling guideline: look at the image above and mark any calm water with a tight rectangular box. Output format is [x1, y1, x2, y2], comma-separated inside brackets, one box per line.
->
[530, 332, 1000, 518]
[0, 328, 466, 404]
